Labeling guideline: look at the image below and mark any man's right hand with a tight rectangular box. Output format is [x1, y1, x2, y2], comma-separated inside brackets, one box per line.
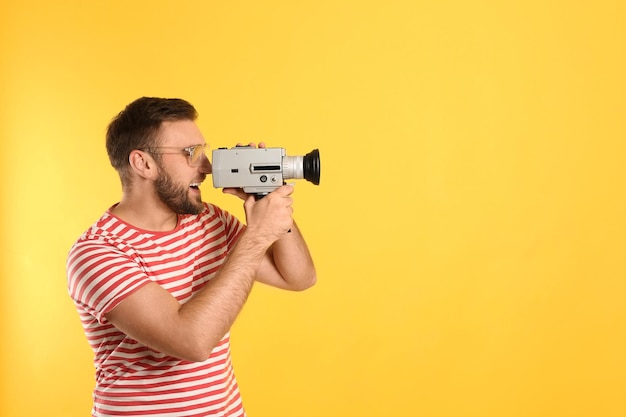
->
[241, 184, 295, 245]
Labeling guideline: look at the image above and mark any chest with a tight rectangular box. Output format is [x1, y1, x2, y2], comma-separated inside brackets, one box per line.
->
[128, 229, 230, 302]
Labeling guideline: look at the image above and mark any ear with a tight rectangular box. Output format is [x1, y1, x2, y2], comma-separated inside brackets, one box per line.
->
[128, 150, 159, 180]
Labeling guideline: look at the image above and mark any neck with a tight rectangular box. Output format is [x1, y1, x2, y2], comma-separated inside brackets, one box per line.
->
[111, 193, 179, 232]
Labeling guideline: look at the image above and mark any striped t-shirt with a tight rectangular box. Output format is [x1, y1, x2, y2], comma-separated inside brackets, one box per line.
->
[67, 202, 246, 417]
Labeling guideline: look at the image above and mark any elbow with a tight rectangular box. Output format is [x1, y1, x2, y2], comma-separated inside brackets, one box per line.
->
[182, 342, 212, 363]
[173, 345, 212, 363]
[292, 269, 317, 291]
[186, 351, 212, 363]
[173, 335, 223, 363]
[305, 270, 317, 289]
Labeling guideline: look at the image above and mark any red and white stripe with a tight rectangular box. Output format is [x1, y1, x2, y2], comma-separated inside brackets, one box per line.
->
[67, 203, 246, 416]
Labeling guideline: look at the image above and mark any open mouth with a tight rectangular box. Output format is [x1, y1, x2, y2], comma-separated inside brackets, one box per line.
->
[190, 182, 201, 190]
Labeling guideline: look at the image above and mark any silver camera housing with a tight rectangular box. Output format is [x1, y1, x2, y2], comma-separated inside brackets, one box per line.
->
[212, 146, 320, 195]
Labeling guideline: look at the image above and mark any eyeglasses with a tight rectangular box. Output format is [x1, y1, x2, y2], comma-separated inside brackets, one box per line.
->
[143, 144, 208, 167]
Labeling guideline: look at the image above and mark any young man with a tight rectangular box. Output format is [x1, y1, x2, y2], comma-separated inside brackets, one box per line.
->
[67, 97, 316, 416]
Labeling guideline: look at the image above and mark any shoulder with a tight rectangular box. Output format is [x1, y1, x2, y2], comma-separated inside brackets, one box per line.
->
[67, 210, 143, 274]
[71, 210, 131, 250]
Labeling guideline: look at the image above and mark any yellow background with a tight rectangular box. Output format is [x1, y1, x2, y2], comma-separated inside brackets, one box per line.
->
[1, 1, 625, 416]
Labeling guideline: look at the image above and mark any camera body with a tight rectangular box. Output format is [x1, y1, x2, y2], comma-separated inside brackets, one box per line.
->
[212, 146, 320, 196]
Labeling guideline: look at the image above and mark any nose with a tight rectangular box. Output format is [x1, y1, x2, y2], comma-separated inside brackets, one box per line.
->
[198, 152, 212, 174]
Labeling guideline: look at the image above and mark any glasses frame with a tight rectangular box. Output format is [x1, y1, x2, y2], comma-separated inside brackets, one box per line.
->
[143, 143, 208, 167]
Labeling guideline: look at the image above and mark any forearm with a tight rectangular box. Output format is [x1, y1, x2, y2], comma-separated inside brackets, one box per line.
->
[106, 227, 272, 363]
[176, 228, 272, 358]
[257, 221, 317, 291]
[105, 185, 312, 361]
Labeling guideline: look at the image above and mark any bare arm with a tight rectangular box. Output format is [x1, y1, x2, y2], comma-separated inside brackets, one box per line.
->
[255, 220, 316, 290]
[104, 186, 297, 362]
[223, 185, 317, 291]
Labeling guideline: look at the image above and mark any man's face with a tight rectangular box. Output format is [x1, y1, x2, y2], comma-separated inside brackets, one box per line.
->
[153, 120, 212, 215]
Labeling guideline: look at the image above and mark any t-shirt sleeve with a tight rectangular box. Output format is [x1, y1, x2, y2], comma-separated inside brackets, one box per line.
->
[210, 204, 245, 250]
[66, 238, 152, 325]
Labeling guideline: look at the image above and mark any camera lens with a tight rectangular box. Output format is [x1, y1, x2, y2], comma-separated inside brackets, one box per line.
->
[303, 149, 321, 185]
[282, 149, 321, 185]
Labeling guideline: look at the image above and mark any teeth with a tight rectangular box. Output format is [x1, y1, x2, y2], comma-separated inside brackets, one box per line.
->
[190, 182, 201, 187]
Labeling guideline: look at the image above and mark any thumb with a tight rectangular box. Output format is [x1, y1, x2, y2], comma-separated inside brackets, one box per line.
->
[243, 193, 257, 211]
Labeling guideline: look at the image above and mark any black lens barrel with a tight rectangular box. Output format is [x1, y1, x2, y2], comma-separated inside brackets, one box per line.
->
[303, 149, 321, 185]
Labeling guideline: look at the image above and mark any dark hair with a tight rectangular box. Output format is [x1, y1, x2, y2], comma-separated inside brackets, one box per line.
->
[106, 97, 198, 184]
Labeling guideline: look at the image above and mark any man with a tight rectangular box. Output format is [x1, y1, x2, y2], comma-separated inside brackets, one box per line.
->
[66, 97, 316, 416]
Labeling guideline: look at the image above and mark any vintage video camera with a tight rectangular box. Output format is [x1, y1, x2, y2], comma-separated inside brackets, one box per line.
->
[212, 146, 321, 197]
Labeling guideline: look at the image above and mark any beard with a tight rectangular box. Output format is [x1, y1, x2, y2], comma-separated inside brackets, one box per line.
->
[154, 168, 204, 215]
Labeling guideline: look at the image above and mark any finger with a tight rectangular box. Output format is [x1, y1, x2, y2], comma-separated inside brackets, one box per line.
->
[222, 187, 247, 200]
[278, 184, 294, 196]
[244, 193, 256, 207]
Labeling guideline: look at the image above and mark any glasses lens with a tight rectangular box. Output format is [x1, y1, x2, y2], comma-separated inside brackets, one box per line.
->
[189, 145, 206, 166]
